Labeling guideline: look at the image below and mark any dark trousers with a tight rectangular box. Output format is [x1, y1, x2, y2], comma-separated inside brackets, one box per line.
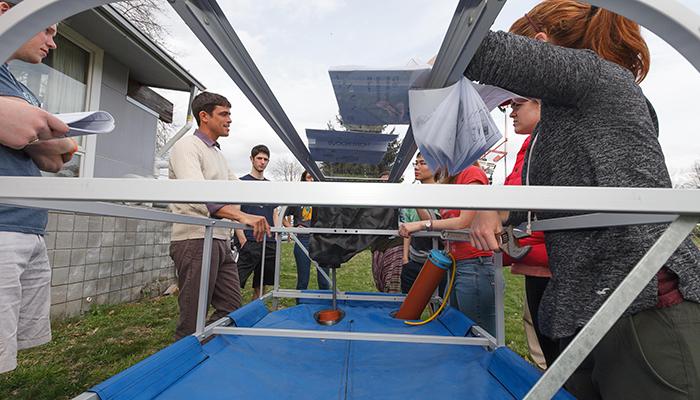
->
[237, 241, 276, 289]
[293, 235, 331, 290]
[170, 238, 241, 340]
[525, 276, 560, 367]
[560, 301, 700, 399]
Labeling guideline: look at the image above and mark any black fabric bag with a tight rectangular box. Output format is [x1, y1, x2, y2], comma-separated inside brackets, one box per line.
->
[309, 207, 398, 268]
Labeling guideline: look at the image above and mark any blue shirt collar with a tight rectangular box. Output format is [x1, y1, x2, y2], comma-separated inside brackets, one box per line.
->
[194, 129, 220, 149]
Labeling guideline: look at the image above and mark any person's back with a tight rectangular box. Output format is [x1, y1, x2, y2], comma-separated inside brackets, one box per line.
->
[465, 12, 700, 341]
[466, 1, 700, 397]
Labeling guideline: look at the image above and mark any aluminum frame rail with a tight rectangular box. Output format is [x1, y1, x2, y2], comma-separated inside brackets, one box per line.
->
[0, 199, 245, 229]
[211, 327, 494, 347]
[588, 0, 700, 73]
[1, 178, 698, 215]
[388, 0, 507, 182]
[167, 0, 325, 181]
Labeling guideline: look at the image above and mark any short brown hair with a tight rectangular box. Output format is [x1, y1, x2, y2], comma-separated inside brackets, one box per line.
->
[191, 92, 231, 126]
[251, 144, 270, 158]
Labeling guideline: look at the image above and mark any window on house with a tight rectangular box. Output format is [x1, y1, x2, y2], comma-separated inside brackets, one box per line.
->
[8, 33, 92, 178]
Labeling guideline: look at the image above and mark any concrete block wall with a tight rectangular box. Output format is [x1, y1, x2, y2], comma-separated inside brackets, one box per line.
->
[45, 211, 175, 319]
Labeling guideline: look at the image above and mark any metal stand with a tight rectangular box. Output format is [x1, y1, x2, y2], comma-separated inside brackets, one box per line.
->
[194, 226, 214, 338]
[314, 268, 345, 326]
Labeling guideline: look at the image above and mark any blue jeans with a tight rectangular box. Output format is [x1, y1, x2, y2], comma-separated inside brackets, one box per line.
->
[450, 257, 497, 336]
[293, 235, 331, 291]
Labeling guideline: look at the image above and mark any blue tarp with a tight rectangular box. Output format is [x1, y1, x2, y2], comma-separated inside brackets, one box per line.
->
[91, 296, 574, 400]
[306, 129, 398, 164]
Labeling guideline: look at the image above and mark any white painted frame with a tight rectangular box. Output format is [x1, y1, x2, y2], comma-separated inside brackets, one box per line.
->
[56, 23, 104, 178]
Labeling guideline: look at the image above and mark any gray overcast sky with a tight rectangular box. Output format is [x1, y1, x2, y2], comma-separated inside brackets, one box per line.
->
[157, 0, 700, 184]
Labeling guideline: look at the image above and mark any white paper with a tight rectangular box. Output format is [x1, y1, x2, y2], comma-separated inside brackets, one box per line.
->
[472, 83, 526, 111]
[409, 78, 503, 175]
[55, 111, 116, 137]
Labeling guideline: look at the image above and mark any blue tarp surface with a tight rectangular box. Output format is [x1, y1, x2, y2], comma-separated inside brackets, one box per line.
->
[91, 296, 574, 399]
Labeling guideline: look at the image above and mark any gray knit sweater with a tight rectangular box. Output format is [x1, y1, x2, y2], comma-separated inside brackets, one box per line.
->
[465, 31, 700, 339]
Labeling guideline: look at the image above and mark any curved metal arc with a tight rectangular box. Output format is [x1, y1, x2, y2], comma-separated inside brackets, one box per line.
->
[589, 0, 700, 73]
[0, 0, 114, 63]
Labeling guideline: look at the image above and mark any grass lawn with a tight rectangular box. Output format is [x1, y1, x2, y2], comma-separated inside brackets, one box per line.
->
[0, 243, 527, 399]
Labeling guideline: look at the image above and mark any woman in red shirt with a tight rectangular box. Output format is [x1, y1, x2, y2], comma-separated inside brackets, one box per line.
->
[504, 97, 559, 369]
[399, 165, 496, 335]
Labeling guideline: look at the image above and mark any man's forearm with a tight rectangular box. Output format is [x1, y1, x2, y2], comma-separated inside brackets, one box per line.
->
[213, 204, 244, 221]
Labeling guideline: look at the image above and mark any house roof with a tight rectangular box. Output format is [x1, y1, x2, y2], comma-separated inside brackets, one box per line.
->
[64, 5, 205, 92]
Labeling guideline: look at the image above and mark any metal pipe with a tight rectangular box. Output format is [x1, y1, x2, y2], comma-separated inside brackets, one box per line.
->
[259, 234, 267, 298]
[194, 226, 214, 337]
[2, 178, 699, 215]
[155, 85, 199, 159]
[211, 327, 494, 347]
[0, 198, 246, 229]
[272, 206, 286, 310]
[331, 268, 337, 310]
[273, 290, 407, 303]
[493, 252, 506, 347]
[289, 232, 333, 288]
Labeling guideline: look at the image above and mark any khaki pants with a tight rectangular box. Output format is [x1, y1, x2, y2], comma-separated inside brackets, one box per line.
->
[523, 292, 547, 370]
[170, 238, 241, 340]
[0, 232, 52, 374]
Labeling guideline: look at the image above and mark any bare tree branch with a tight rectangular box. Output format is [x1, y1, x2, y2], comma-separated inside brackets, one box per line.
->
[269, 156, 304, 182]
[112, 0, 170, 52]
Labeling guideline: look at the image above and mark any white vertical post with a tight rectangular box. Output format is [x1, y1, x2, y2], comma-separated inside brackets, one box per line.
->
[493, 252, 506, 347]
[259, 234, 267, 297]
[271, 231, 283, 309]
[195, 225, 214, 337]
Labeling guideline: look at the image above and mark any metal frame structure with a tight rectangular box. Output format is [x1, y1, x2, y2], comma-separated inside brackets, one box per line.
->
[2, 0, 699, 181]
[1, 1, 700, 399]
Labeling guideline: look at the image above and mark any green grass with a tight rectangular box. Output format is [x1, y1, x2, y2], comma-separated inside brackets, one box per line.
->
[0, 243, 526, 399]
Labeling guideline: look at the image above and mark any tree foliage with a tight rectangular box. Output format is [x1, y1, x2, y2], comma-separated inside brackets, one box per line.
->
[112, 0, 169, 49]
[319, 115, 401, 178]
[674, 159, 700, 190]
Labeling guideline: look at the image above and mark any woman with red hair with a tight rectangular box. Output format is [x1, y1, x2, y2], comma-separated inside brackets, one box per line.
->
[467, 1, 700, 398]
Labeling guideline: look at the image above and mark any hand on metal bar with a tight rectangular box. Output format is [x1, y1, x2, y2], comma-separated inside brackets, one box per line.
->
[441, 227, 531, 259]
[239, 214, 271, 242]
